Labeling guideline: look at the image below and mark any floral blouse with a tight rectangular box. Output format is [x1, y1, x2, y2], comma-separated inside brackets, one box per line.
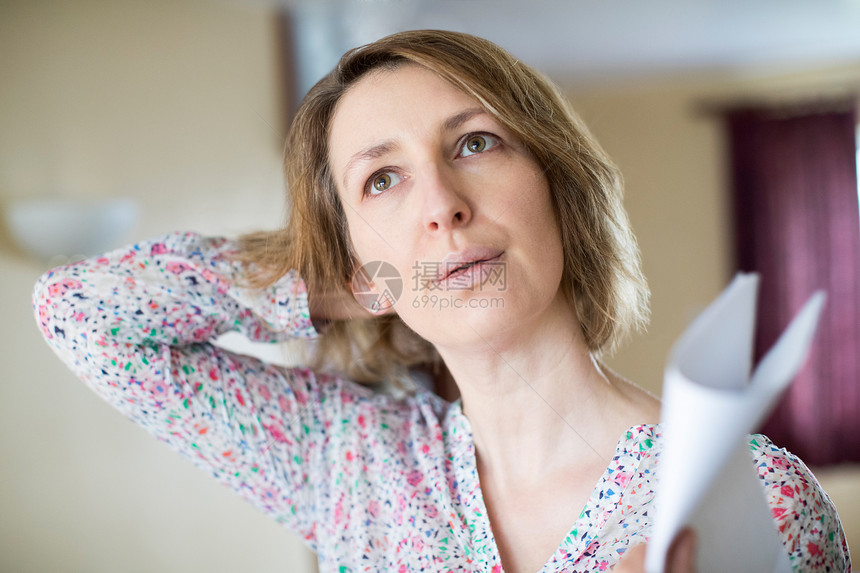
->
[33, 231, 851, 572]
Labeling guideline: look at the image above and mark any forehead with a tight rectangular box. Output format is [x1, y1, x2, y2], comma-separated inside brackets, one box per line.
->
[328, 65, 483, 177]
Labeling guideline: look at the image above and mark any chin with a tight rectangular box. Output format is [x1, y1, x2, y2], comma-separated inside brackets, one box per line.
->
[397, 289, 534, 348]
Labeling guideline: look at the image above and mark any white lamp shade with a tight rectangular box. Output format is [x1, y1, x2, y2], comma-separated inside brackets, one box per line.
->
[6, 198, 139, 260]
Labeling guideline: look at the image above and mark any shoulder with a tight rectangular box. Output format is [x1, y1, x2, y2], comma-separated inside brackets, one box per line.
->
[748, 434, 830, 512]
[304, 371, 452, 445]
[749, 434, 852, 572]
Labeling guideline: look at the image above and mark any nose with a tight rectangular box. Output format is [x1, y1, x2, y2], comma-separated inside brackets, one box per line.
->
[419, 163, 472, 233]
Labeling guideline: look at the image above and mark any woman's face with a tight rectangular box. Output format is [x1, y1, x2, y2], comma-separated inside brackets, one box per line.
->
[328, 64, 568, 349]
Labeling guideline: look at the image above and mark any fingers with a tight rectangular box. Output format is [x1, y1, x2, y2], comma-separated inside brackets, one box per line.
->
[611, 529, 698, 573]
[612, 544, 647, 572]
[666, 528, 698, 573]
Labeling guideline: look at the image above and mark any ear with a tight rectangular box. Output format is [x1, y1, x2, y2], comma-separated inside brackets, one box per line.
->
[350, 261, 400, 316]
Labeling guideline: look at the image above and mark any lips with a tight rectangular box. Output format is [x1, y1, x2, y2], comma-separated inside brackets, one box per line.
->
[434, 246, 504, 284]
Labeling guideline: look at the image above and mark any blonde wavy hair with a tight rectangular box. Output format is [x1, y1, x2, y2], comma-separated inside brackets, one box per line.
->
[239, 30, 649, 385]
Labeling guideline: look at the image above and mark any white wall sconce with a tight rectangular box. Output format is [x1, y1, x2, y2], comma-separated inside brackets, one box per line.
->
[5, 198, 139, 263]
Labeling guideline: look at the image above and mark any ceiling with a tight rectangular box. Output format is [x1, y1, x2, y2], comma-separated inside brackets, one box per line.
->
[270, 0, 860, 92]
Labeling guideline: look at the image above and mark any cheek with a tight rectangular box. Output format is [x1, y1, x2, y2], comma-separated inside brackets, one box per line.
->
[344, 213, 417, 304]
[344, 210, 386, 264]
[343, 203, 421, 286]
[520, 185, 566, 291]
[542, 214, 566, 291]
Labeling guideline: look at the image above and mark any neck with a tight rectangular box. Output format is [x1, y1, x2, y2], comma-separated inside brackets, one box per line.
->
[437, 296, 625, 485]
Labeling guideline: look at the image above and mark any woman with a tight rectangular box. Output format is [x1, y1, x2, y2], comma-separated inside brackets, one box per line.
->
[33, 30, 849, 572]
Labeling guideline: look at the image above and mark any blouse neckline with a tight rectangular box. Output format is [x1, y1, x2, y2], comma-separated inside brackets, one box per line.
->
[444, 398, 661, 571]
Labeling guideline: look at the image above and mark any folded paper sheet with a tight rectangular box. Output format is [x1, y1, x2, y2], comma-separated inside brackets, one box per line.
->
[645, 274, 826, 573]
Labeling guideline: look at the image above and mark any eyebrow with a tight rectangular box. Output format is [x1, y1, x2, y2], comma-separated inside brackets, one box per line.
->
[342, 140, 397, 189]
[341, 107, 488, 189]
[443, 107, 487, 132]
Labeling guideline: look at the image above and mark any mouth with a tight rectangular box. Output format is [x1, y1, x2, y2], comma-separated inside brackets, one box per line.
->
[442, 255, 502, 281]
[433, 247, 505, 286]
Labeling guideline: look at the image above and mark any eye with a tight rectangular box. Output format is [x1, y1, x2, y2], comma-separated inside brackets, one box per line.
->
[459, 133, 499, 157]
[366, 170, 404, 196]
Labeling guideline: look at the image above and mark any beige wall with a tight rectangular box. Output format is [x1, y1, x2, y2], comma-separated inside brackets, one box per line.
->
[0, 0, 315, 571]
[1, 0, 856, 569]
[571, 67, 860, 560]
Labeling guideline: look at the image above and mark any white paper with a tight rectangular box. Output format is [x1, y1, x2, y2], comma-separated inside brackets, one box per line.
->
[645, 274, 826, 573]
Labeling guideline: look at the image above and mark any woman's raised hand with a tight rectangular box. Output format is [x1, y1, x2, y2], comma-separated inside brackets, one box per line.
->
[612, 529, 697, 573]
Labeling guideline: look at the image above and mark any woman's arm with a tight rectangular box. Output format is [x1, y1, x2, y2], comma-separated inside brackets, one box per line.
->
[35, 232, 317, 348]
[32, 231, 331, 546]
[751, 436, 852, 572]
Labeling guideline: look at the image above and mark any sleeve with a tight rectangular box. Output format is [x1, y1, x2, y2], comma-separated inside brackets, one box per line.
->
[750, 435, 852, 572]
[32, 231, 333, 548]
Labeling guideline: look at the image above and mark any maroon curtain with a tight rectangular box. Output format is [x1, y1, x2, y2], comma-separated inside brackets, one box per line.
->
[725, 102, 860, 465]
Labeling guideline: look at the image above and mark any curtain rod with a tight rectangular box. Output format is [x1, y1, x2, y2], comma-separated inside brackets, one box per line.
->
[694, 92, 859, 118]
